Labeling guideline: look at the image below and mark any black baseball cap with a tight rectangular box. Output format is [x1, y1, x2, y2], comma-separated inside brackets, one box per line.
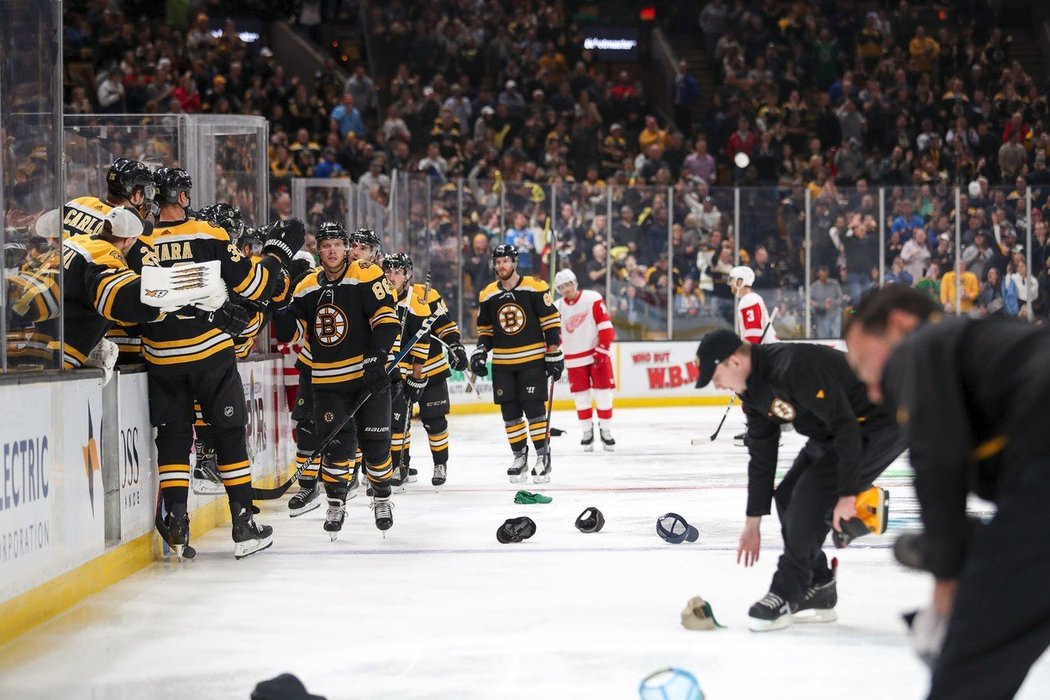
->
[694, 330, 743, 388]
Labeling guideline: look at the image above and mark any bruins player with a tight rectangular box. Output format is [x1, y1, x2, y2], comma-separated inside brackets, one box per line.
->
[6, 212, 62, 367]
[278, 225, 379, 517]
[285, 223, 401, 536]
[382, 253, 469, 487]
[143, 167, 303, 559]
[64, 157, 158, 364]
[470, 244, 563, 483]
[58, 206, 167, 372]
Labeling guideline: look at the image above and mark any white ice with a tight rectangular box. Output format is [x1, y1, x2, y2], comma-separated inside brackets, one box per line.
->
[1, 406, 1048, 700]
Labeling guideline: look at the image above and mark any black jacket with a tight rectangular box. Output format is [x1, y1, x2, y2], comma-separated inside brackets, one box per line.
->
[881, 316, 1050, 579]
[741, 343, 894, 516]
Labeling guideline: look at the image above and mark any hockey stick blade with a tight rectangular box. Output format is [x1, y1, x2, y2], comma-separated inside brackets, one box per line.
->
[253, 310, 442, 500]
[549, 427, 566, 436]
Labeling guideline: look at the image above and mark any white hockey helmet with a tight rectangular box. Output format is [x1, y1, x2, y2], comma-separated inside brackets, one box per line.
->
[728, 265, 755, 287]
[554, 268, 578, 288]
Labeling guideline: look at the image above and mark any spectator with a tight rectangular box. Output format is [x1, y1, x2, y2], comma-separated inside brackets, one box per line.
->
[915, 261, 942, 301]
[900, 227, 932, 281]
[683, 137, 716, 184]
[940, 258, 980, 313]
[810, 265, 844, 338]
[998, 129, 1027, 182]
[1008, 258, 1039, 317]
[674, 276, 704, 317]
[331, 92, 366, 139]
[884, 256, 914, 286]
[504, 212, 537, 274]
[979, 266, 1017, 316]
[96, 69, 126, 113]
[672, 61, 700, 137]
[345, 65, 377, 121]
[313, 148, 345, 179]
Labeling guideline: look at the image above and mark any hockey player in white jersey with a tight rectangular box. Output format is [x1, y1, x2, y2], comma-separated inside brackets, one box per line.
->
[729, 266, 779, 344]
[554, 269, 616, 451]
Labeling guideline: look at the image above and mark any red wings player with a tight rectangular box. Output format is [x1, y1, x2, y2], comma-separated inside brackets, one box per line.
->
[554, 269, 616, 450]
[729, 266, 778, 344]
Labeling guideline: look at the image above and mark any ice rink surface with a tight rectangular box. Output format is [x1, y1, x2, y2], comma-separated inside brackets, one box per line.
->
[1, 406, 1048, 700]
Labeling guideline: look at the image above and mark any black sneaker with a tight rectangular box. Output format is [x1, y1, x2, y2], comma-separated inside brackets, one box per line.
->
[231, 503, 273, 559]
[748, 592, 797, 632]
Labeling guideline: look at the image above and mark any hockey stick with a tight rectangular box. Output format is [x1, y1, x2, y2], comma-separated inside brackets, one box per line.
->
[540, 373, 556, 473]
[691, 306, 778, 446]
[430, 334, 483, 399]
[253, 310, 442, 500]
[393, 271, 431, 479]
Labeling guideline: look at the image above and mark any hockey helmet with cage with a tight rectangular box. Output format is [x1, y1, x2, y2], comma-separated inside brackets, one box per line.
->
[106, 158, 155, 204]
[316, 221, 349, 244]
[492, 243, 519, 262]
[350, 227, 381, 251]
[153, 167, 193, 206]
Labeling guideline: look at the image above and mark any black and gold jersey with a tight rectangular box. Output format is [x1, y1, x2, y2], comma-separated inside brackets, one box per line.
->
[288, 260, 400, 386]
[106, 237, 155, 364]
[476, 276, 560, 369]
[140, 217, 287, 375]
[6, 252, 61, 364]
[232, 255, 289, 359]
[63, 196, 111, 238]
[396, 284, 461, 381]
[58, 234, 163, 368]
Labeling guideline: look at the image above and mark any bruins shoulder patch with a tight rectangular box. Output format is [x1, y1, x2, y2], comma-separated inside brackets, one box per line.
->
[543, 291, 553, 306]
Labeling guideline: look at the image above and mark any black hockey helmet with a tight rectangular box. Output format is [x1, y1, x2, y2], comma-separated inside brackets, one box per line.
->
[492, 243, 519, 262]
[381, 251, 413, 273]
[106, 158, 155, 203]
[153, 167, 193, 206]
[316, 221, 349, 243]
[238, 225, 266, 253]
[199, 202, 245, 238]
[350, 227, 381, 251]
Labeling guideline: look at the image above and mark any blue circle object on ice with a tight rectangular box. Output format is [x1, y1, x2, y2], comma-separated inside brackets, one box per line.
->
[639, 667, 704, 700]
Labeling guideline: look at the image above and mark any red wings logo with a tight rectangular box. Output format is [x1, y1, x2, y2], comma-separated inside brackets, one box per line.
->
[565, 311, 589, 333]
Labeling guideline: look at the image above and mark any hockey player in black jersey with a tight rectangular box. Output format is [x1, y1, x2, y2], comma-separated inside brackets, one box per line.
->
[64, 157, 159, 363]
[143, 167, 303, 559]
[382, 252, 468, 487]
[284, 223, 401, 537]
[470, 244, 562, 483]
[846, 286, 1050, 700]
[695, 330, 904, 631]
[59, 207, 165, 372]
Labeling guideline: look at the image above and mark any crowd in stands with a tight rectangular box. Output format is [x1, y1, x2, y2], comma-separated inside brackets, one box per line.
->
[57, 0, 1050, 341]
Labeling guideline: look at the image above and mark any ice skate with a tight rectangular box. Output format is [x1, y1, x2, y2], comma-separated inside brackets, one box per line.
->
[231, 503, 273, 559]
[165, 502, 190, 559]
[371, 496, 394, 531]
[323, 499, 346, 541]
[531, 446, 551, 484]
[748, 592, 797, 632]
[287, 481, 322, 517]
[507, 447, 529, 484]
[347, 467, 360, 500]
[795, 559, 838, 623]
[432, 463, 447, 487]
[599, 427, 615, 452]
[191, 442, 224, 495]
[581, 425, 594, 452]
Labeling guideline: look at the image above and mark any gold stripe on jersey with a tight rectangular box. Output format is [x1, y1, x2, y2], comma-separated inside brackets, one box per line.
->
[539, 311, 561, 331]
[370, 308, 400, 329]
[142, 328, 233, 366]
[311, 356, 365, 384]
[57, 343, 90, 369]
[8, 272, 60, 320]
[232, 258, 270, 299]
[63, 197, 111, 238]
[94, 270, 140, 320]
[434, 320, 459, 339]
[478, 276, 551, 303]
[492, 342, 547, 365]
[106, 328, 142, 356]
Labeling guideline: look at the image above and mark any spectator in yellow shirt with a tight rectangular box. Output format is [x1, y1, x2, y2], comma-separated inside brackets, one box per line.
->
[909, 26, 940, 74]
[940, 258, 980, 313]
[638, 115, 667, 153]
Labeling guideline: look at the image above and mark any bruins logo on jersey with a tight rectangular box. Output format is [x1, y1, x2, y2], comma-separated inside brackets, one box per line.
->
[770, 398, 797, 422]
[497, 302, 527, 335]
[314, 304, 348, 346]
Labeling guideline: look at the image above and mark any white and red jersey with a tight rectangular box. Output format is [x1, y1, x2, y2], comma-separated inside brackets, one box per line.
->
[556, 289, 615, 368]
[735, 291, 778, 344]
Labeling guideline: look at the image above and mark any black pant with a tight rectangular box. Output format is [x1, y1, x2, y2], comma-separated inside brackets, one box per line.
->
[770, 421, 904, 601]
[314, 383, 393, 497]
[928, 460, 1050, 699]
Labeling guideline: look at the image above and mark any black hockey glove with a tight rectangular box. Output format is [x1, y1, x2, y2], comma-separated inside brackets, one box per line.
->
[448, 342, 469, 372]
[544, 348, 564, 380]
[362, 349, 390, 395]
[404, 374, 427, 403]
[287, 256, 313, 286]
[469, 347, 489, 377]
[263, 217, 306, 264]
[197, 300, 252, 336]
